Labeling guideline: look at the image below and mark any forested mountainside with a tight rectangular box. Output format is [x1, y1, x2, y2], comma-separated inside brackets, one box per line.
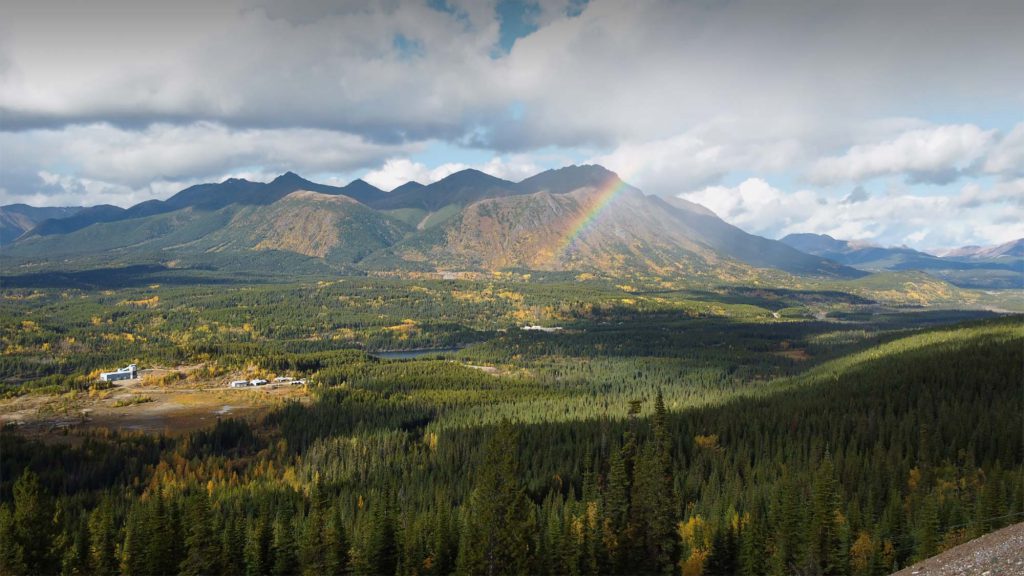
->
[0, 317, 1019, 575]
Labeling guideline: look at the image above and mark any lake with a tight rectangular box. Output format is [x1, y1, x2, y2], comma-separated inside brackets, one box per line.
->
[370, 347, 464, 360]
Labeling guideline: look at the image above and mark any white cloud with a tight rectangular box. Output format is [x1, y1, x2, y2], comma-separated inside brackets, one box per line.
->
[362, 159, 469, 191]
[808, 125, 996, 185]
[680, 177, 1023, 250]
[0, 122, 417, 205]
[361, 155, 543, 190]
[589, 120, 808, 194]
[983, 123, 1024, 177]
[2, 0, 1021, 149]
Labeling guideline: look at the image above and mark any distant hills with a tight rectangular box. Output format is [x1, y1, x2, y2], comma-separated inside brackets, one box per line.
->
[0, 204, 83, 245]
[9, 165, 1005, 286]
[780, 233, 1023, 289]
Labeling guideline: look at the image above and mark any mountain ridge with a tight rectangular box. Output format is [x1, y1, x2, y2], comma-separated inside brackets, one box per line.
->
[780, 232, 1023, 289]
[3, 166, 865, 281]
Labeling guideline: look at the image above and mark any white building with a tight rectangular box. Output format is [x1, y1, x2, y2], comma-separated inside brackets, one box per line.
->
[521, 325, 563, 333]
[100, 364, 137, 382]
[229, 380, 250, 388]
[250, 378, 268, 386]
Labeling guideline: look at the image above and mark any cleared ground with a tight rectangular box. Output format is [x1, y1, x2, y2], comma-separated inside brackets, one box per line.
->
[893, 522, 1024, 576]
[0, 365, 310, 439]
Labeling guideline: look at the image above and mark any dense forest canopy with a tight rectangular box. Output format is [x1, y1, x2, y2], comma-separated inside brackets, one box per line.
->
[0, 272, 1021, 575]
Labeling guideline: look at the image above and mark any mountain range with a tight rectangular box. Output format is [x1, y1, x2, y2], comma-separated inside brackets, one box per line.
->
[780, 233, 1023, 289]
[0, 204, 83, 245]
[1, 166, 859, 281]
[1, 165, 1018, 289]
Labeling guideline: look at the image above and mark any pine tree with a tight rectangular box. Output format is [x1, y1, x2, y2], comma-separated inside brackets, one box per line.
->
[913, 491, 940, 563]
[12, 470, 55, 575]
[58, 515, 90, 576]
[120, 503, 145, 576]
[773, 469, 804, 576]
[140, 496, 178, 576]
[807, 452, 846, 575]
[602, 443, 630, 572]
[704, 525, 738, 576]
[88, 497, 119, 576]
[324, 503, 350, 575]
[244, 517, 269, 576]
[271, 512, 298, 576]
[625, 392, 677, 574]
[365, 498, 398, 576]
[180, 492, 220, 575]
[456, 421, 535, 576]
[220, 509, 246, 576]
[739, 502, 770, 576]
[0, 503, 26, 575]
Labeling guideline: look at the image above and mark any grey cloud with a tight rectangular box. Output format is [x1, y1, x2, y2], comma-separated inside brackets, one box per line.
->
[2, 0, 1022, 147]
[842, 186, 870, 204]
[0, 122, 420, 205]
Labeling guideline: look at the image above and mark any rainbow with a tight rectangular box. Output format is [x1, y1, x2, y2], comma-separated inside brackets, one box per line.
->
[551, 175, 632, 265]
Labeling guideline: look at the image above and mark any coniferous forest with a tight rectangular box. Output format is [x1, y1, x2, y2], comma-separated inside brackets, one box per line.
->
[0, 275, 1021, 576]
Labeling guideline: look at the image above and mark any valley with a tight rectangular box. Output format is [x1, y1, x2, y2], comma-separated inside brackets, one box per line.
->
[1, 168, 1020, 576]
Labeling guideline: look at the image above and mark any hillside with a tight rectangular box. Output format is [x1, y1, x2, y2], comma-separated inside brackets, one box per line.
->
[175, 190, 410, 264]
[2, 166, 867, 281]
[943, 238, 1024, 259]
[893, 522, 1024, 576]
[368, 184, 745, 277]
[0, 204, 83, 245]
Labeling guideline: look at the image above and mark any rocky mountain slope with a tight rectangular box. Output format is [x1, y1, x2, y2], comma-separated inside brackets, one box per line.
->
[2, 165, 864, 280]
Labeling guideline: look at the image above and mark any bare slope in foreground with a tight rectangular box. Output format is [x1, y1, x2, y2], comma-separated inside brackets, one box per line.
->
[892, 522, 1024, 575]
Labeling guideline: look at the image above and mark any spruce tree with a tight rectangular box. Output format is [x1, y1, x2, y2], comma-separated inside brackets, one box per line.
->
[181, 492, 219, 576]
[88, 497, 118, 576]
[456, 421, 535, 576]
[12, 470, 55, 574]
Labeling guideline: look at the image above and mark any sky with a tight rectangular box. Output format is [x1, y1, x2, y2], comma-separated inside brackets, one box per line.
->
[1, 0, 1022, 251]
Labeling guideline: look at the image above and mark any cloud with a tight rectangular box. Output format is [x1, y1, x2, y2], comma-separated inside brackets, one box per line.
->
[680, 177, 1024, 250]
[841, 186, 869, 204]
[588, 120, 807, 194]
[362, 159, 469, 191]
[0, 122, 417, 205]
[2, 0, 1021, 148]
[361, 154, 543, 190]
[808, 125, 996, 185]
[983, 123, 1024, 177]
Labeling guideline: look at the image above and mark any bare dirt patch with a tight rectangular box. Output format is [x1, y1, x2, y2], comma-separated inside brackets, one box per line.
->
[892, 522, 1024, 576]
[0, 366, 312, 440]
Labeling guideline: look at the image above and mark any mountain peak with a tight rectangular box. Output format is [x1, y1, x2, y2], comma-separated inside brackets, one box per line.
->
[518, 164, 625, 195]
[271, 171, 308, 185]
[390, 181, 426, 194]
[434, 168, 507, 185]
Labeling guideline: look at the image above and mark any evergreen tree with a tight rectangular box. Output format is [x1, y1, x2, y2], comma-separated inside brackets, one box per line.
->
[324, 503, 350, 575]
[626, 392, 677, 574]
[807, 453, 846, 574]
[456, 421, 535, 576]
[0, 503, 26, 575]
[88, 497, 119, 576]
[739, 502, 770, 576]
[271, 512, 299, 576]
[180, 492, 220, 575]
[11, 470, 55, 575]
[244, 518, 270, 576]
